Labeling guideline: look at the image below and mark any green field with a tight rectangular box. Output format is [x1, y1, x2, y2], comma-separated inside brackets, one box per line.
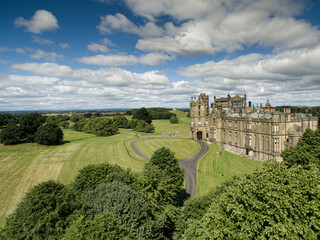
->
[0, 130, 147, 226]
[197, 144, 263, 196]
[135, 138, 200, 159]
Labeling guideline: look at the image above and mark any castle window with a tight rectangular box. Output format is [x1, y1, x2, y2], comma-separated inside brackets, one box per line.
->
[214, 129, 216, 139]
[266, 137, 269, 150]
[249, 135, 252, 146]
[198, 105, 201, 116]
[205, 118, 208, 125]
[235, 121, 238, 129]
[229, 121, 232, 127]
[198, 119, 201, 125]
[273, 124, 279, 132]
[248, 122, 251, 129]
[235, 132, 238, 145]
[274, 138, 280, 152]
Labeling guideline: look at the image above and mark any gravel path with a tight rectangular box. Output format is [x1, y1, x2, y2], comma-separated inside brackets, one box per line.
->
[124, 132, 209, 198]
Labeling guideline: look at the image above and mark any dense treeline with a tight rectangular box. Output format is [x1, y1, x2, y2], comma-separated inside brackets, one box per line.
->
[126, 107, 176, 120]
[0, 148, 184, 239]
[0, 113, 63, 145]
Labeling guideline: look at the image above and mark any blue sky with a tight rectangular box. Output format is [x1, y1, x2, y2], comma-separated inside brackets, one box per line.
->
[1, 0, 320, 110]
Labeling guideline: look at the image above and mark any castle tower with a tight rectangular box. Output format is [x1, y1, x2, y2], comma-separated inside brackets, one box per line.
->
[190, 93, 209, 140]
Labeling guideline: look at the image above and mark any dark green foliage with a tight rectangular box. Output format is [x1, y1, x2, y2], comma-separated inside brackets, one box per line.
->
[46, 115, 70, 125]
[144, 123, 155, 133]
[187, 111, 190, 117]
[113, 115, 129, 128]
[281, 128, 320, 168]
[71, 163, 136, 195]
[1, 180, 81, 240]
[181, 163, 320, 239]
[83, 112, 92, 118]
[129, 119, 139, 129]
[132, 107, 152, 124]
[82, 118, 118, 136]
[170, 115, 179, 124]
[62, 212, 133, 240]
[70, 114, 80, 123]
[0, 114, 17, 127]
[0, 122, 21, 145]
[135, 120, 154, 133]
[84, 181, 159, 239]
[59, 121, 70, 129]
[92, 118, 118, 136]
[35, 123, 64, 145]
[148, 108, 176, 120]
[19, 113, 45, 142]
[71, 118, 88, 131]
[135, 120, 147, 132]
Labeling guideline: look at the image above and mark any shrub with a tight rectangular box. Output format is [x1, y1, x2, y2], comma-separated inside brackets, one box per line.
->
[170, 115, 179, 124]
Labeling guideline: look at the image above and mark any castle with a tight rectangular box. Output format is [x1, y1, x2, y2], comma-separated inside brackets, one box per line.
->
[190, 93, 318, 161]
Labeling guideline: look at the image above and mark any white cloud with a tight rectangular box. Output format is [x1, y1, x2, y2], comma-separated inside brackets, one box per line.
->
[139, 52, 172, 65]
[97, 13, 163, 37]
[87, 43, 109, 53]
[59, 43, 71, 49]
[14, 10, 59, 34]
[30, 49, 64, 61]
[31, 35, 53, 45]
[119, 0, 320, 56]
[0, 75, 59, 87]
[77, 52, 173, 66]
[10, 62, 171, 86]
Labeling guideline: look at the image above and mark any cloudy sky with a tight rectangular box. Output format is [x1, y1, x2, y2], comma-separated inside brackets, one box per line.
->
[1, 0, 320, 111]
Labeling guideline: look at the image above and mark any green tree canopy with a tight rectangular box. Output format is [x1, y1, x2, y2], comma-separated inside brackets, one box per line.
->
[19, 113, 45, 142]
[62, 212, 133, 240]
[170, 115, 179, 124]
[113, 115, 129, 128]
[83, 181, 159, 239]
[35, 123, 64, 145]
[0, 122, 21, 145]
[70, 114, 80, 123]
[181, 162, 320, 239]
[0, 180, 81, 240]
[281, 128, 320, 168]
[132, 107, 152, 124]
[71, 163, 136, 195]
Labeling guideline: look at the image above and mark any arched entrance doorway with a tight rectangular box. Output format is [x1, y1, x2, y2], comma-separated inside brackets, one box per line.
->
[197, 131, 203, 140]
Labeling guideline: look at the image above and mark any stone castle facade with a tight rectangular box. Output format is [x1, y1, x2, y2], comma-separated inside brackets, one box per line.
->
[190, 93, 318, 161]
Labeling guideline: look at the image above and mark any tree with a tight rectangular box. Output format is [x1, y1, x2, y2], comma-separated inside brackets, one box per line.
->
[144, 123, 155, 133]
[129, 119, 139, 129]
[19, 113, 45, 142]
[71, 163, 136, 195]
[35, 123, 64, 145]
[135, 120, 147, 132]
[0, 181, 81, 240]
[71, 118, 88, 131]
[113, 115, 129, 128]
[92, 118, 118, 136]
[0, 114, 17, 127]
[62, 212, 132, 240]
[281, 128, 320, 168]
[70, 114, 80, 123]
[132, 107, 152, 124]
[0, 122, 21, 145]
[181, 163, 320, 239]
[83, 181, 159, 239]
[170, 115, 179, 124]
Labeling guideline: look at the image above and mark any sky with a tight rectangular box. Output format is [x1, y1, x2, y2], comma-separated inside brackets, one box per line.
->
[1, 0, 320, 111]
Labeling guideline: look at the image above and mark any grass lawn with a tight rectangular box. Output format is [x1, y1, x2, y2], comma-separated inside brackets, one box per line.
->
[135, 138, 200, 159]
[125, 110, 190, 137]
[0, 129, 147, 226]
[197, 144, 263, 196]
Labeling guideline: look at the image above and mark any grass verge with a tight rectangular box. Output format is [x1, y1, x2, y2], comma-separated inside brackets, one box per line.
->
[197, 144, 263, 196]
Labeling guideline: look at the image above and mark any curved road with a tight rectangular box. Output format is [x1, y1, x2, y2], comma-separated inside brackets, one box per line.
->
[128, 135, 209, 198]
